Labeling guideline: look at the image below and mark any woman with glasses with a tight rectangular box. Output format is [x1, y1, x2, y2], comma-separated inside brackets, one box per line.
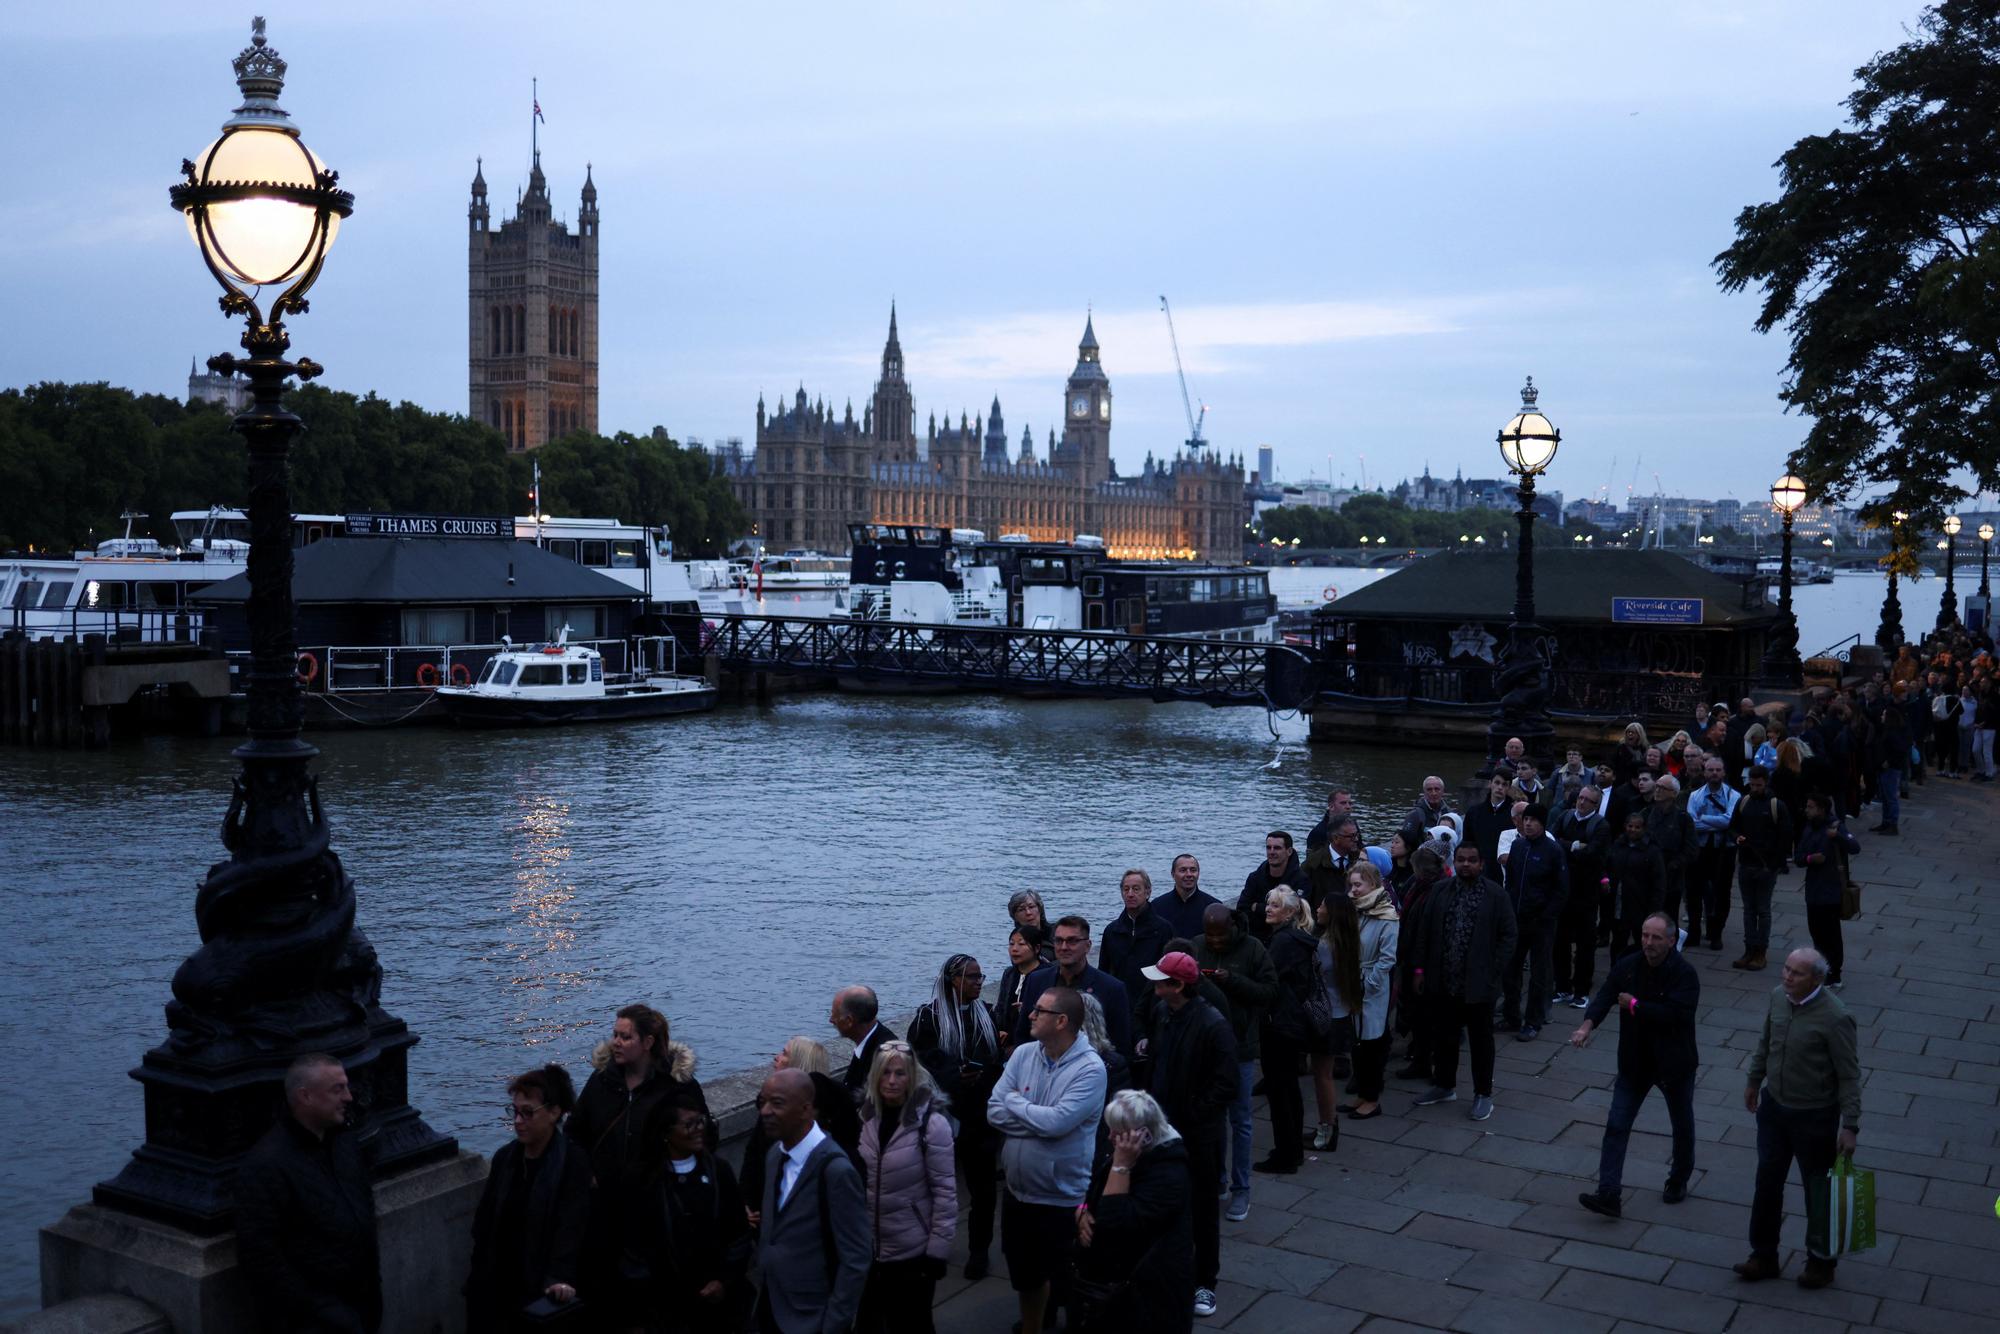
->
[909, 955, 1003, 1279]
[464, 1064, 592, 1330]
[856, 1042, 957, 1334]
[619, 1103, 751, 1334]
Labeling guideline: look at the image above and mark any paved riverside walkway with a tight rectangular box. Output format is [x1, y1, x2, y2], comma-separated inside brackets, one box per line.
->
[931, 775, 2000, 1333]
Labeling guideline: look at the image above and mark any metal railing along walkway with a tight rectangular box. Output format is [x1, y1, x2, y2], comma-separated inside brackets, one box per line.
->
[699, 615, 1318, 709]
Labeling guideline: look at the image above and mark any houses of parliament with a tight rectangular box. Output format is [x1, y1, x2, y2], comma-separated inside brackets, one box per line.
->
[714, 309, 1247, 562]
[463, 152, 1243, 561]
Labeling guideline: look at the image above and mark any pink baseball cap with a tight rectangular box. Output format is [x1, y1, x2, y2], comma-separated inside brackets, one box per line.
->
[1141, 951, 1201, 985]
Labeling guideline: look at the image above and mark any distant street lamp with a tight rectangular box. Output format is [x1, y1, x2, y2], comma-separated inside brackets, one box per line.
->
[1980, 522, 1994, 599]
[1938, 514, 1961, 629]
[1762, 473, 1806, 685]
[97, 20, 451, 1229]
[1878, 510, 1908, 651]
[1489, 376, 1561, 766]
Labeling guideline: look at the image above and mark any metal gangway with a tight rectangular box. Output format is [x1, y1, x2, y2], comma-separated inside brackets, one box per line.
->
[698, 615, 1319, 710]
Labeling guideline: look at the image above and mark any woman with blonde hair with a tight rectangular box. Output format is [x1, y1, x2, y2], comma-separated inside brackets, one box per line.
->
[856, 1041, 956, 1333]
[737, 1036, 859, 1230]
[1255, 886, 1320, 1173]
[1343, 865, 1400, 1120]
[1614, 722, 1650, 784]
[1664, 729, 1692, 780]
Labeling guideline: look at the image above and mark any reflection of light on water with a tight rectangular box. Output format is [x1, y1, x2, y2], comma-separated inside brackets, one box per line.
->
[507, 786, 593, 1047]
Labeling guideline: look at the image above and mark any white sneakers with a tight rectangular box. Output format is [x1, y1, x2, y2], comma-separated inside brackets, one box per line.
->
[1194, 1288, 1218, 1318]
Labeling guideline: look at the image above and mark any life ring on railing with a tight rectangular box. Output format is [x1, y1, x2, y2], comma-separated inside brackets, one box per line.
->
[415, 662, 440, 688]
[449, 662, 472, 686]
[296, 651, 319, 684]
[542, 646, 565, 656]
[1323, 585, 1340, 601]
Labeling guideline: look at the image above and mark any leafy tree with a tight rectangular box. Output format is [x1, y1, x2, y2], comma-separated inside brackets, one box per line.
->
[1714, 0, 2000, 527]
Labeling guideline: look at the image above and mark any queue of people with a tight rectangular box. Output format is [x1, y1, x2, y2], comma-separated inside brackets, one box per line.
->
[228, 679, 1930, 1332]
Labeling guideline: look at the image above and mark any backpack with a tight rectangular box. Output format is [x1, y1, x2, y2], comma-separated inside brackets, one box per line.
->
[1933, 692, 1951, 721]
[1276, 934, 1337, 1043]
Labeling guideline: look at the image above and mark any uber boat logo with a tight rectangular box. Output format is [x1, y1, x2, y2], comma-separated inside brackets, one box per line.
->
[345, 513, 511, 539]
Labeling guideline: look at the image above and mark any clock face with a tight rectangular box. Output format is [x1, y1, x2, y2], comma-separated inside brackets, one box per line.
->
[1098, 397, 1110, 421]
[1072, 394, 1089, 418]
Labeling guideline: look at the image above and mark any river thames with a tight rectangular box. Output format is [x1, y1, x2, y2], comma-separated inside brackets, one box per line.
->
[0, 563, 1948, 1309]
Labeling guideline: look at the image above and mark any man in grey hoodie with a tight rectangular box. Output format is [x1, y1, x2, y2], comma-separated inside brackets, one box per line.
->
[988, 986, 1107, 1334]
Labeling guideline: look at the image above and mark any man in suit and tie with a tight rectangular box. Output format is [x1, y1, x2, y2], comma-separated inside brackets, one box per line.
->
[753, 1068, 870, 1333]
[831, 985, 895, 1104]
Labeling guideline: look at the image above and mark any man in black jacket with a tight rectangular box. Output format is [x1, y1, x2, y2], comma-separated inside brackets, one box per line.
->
[1142, 950, 1238, 1318]
[1552, 786, 1611, 1010]
[1100, 869, 1172, 1027]
[1728, 767, 1793, 972]
[1398, 775, 1457, 847]
[832, 986, 896, 1101]
[1572, 913, 1700, 1216]
[236, 1053, 382, 1333]
[1499, 804, 1568, 1041]
[1410, 844, 1519, 1122]
[1462, 774, 1514, 868]
[1601, 812, 1667, 962]
[1236, 831, 1309, 941]
[1011, 916, 1133, 1056]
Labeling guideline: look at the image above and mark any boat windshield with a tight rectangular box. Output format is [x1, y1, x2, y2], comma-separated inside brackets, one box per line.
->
[517, 663, 563, 687]
[493, 661, 519, 686]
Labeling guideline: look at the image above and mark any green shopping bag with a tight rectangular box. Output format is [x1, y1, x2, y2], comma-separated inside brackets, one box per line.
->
[1828, 1154, 1877, 1255]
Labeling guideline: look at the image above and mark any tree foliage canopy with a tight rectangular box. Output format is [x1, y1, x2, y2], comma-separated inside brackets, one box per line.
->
[1256, 494, 1593, 549]
[1714, 0, 2000, 527]
[0, 382, 744, 555]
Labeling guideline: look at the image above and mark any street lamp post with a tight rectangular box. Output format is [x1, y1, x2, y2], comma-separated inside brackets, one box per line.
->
[1489, 376, 1560, 767]
[1877, 510, 1907, 652]
[96, 20, 452, 1231]
[1980, 522, 1994, 599]
[1938, 515, 1961, 629]
[1762, 474, 1806, 684]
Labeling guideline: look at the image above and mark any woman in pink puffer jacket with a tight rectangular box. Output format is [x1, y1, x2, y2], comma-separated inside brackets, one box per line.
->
[856, 1040, 958, 1334]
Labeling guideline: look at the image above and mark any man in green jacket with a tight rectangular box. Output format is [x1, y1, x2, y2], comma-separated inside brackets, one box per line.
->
[1196, 903, 1277, 1223]
[1736, 947, 1861, 1290]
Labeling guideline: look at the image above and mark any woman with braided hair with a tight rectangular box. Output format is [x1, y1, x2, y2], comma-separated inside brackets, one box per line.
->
[908, 953, 1003, 1280]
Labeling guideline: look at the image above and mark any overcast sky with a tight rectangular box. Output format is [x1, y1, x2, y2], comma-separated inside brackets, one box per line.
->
[0, 2, 1932, 506]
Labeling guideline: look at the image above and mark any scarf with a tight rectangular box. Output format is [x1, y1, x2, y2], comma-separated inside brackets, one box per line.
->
[1352, 885, 1399, 922]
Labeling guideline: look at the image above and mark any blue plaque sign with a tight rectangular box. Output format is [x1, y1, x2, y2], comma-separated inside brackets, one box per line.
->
[1612, 597, 1703, 625]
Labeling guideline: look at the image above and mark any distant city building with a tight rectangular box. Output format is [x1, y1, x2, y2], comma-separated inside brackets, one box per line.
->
[187, 356, 249, 413]
[716, 310, 1246, 560]
[1565, 498, 1620, 528]
[1256, 446, 1275, 485]
[467, 151, 598, 451]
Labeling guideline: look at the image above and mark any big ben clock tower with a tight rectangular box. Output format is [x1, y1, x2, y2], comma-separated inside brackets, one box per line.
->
[1061, 312, 1112, 488]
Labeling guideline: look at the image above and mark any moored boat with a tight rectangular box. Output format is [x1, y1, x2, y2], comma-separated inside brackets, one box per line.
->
[434, 634, 715, 726]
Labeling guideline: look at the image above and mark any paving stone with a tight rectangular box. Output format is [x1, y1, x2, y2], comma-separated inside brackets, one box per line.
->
[1511, 1201, 1651, 1248]
[1542, 1269, 1739, 1332]
[1278, 1217, 1474, 1280]
[1222, 1291, 1363, 1333]
[1872, 1297, 1992, 1334]
[1659, 1257, 1881, 1324]
[1549, 1238, 1674, 1282]
[1448, 1291, 1616, 1334]
[1630, 1221, 1753, 1270]
[1401, 1212, 1562, 1261]
[1287, 1188, 1419, 1232]
[1216, 1235, 1339, 1297]
[1394, 1120, 1486, 1155]
[1916, 1273, 2000, 1319]
[1385, 1181, 1530, 1229]
[1310, 1261, 1477, 1327]
[1444, 1249, 1565, 1300]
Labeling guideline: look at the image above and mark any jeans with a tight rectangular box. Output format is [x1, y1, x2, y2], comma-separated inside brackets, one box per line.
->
[1738, 867, 1777, 953]
[1877, 767, 1902, 826]
[1503, 915, 1554, 1027]
[1977, 728, 1996, 777]
[1428, 995, 1496, 1097]
[1751, 1093, 1840, 1263]
[1227, 1059, 1256, 1193]
[1806, 902, 1844, 981]
[1597, 1071, 1695, 1195]
[1688, 844, 1736, 943]
[1261, 1029, 1306, 1163]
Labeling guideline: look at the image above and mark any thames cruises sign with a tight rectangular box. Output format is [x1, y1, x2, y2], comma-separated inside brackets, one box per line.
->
[345, 513, 511, 539]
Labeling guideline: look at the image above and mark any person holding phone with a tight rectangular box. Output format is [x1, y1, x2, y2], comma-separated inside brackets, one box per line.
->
[909, 954, 1003, 1279]
[1073, 1090, 1195, 1333]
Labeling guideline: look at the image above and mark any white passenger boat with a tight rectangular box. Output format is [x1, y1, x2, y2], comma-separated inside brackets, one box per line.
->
[433, 633, 715, 726]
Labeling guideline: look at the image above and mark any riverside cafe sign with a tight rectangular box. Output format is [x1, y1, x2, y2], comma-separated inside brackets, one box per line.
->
[344, 512, 511, 539]
[1611, 596, 1703, 626]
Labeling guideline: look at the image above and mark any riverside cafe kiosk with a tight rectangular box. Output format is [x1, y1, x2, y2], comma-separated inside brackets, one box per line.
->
[1307, 548, 1782, 750]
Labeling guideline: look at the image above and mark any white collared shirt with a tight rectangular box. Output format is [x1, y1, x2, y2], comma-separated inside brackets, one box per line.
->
[854, 1023, 881, 1056]
[777, 1121, 828, 1208]
[1789, 985, 1823, 1008]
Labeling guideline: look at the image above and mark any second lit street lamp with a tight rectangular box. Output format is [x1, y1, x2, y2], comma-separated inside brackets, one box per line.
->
[1489, 377, 1560, 765]
[1938, 514, 1961, 629]
[1762, 473, 1805, 684]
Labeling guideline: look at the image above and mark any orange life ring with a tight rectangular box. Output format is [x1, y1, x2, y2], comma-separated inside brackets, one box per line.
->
[542, 646, 565, 656]
[295, 651, 319, 684]
[1323, 585, 1340, 601]
[449, 662, 472, 686]
[415, 662, 440, 688]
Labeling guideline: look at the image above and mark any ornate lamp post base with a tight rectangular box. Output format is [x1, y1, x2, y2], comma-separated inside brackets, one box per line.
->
[1487, 620, 1556, 764]
[1878, 571, 1903, 652]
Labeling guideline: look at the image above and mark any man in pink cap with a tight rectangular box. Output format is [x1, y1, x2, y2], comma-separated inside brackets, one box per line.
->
[1140, 950, 1239, 1320]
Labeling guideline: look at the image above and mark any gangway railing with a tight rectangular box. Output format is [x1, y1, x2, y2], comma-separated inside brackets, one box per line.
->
[699, 615, 1317, 709]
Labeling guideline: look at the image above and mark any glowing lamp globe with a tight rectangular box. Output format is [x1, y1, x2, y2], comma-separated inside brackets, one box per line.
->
[1981, 523, 1994, 543]
[1770, 474, 1807, 515]
[1944, 515, 1962, 536]
[1497, 377, 1560, 476]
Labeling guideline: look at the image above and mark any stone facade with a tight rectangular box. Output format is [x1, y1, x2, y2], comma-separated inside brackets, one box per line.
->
[467, 154, 598, 452]
[186, 358, 248, 414]
[719, 310, 1246, 561]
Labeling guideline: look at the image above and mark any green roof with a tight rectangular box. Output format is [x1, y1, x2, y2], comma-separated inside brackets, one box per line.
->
[1326, 549, 1779, 627]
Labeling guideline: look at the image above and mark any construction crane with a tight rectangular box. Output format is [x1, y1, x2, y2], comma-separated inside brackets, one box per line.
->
[1159, 295, 1206, 450]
